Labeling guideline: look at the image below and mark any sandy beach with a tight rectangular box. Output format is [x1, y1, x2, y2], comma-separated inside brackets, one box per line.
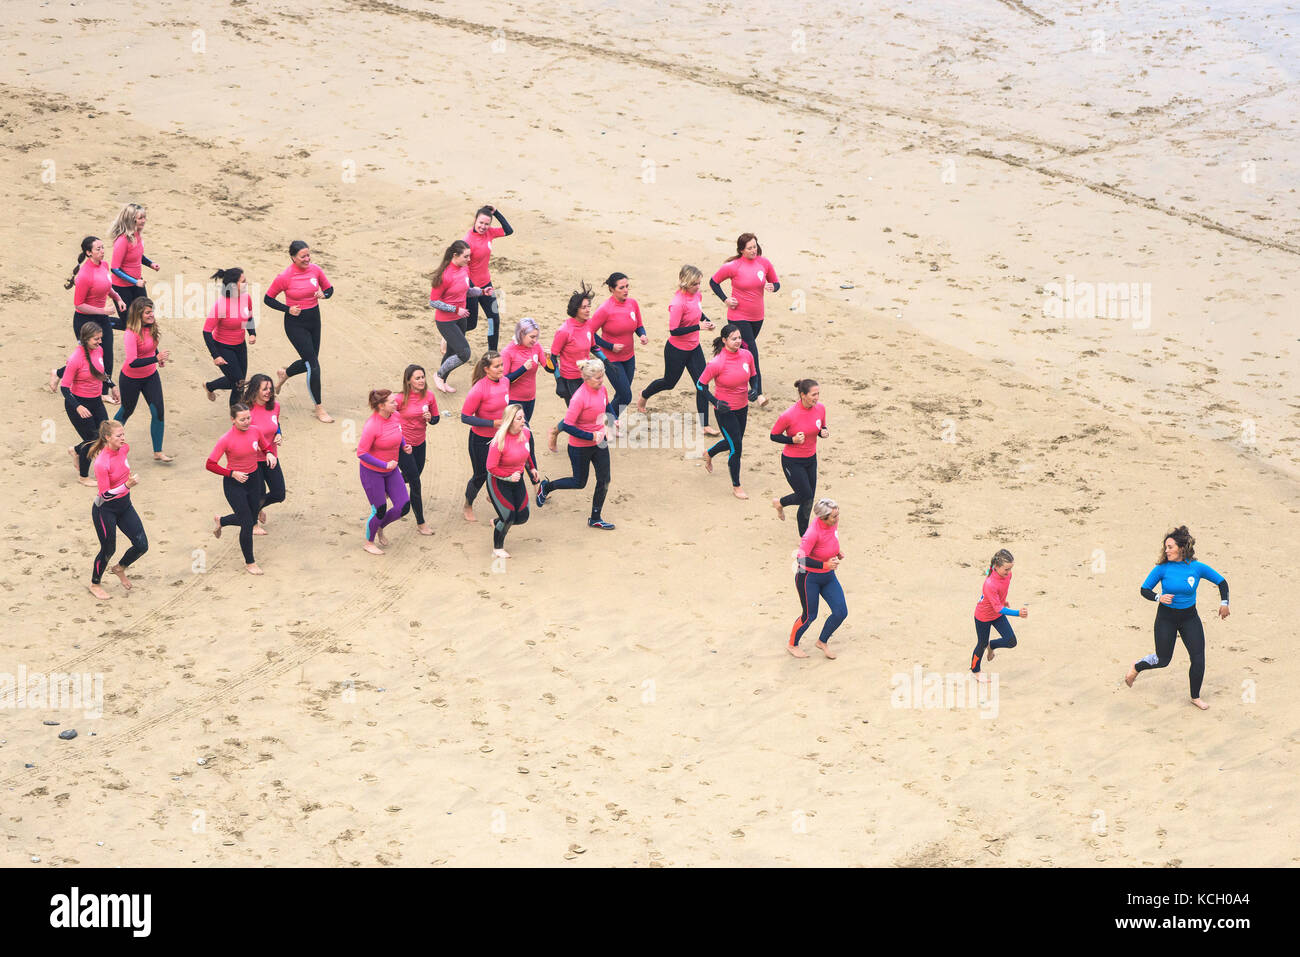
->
[2, 0, 1297, 866]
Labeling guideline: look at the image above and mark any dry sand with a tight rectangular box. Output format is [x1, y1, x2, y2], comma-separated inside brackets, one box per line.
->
[2, 0, 1297, 866]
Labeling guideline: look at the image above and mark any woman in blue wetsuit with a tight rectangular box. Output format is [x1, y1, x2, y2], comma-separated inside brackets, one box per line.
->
[1124, 526, 1229, 711]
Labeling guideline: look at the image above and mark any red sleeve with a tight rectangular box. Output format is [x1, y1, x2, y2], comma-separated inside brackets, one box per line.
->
[486, 440, 504, 473]
[61, 351, 82, 390]
[763, 257, 779, 285]
[460, 381, 483, 418]
[771, 408, 791, 436]
[206, 436, 232, 476]
[980, 576, 1001, 610]
[711, 261, 735, 284]
[550, 326, 569, 354]
[202, 302, 219, 334]
[797, 524, 818, 558]
[698, 357, 718, 386]
[668, 298, 687, 331]
[123, 331, 139, 366]
[589, 302, 608, 338]
[315, 266, 332, 291]
[94, 451, 112, 494]
[488, 227, 506, 239]
[265, 271, 286, 299]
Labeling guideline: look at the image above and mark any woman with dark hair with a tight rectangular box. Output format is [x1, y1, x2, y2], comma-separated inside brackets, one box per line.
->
[114, 296, 172, 462]
[242, 374, 285, 529]
[395, 364, 440, 536]
[637, 264, 717, 436]
[357, 389, 413, 555]
[61, 322, 113, 485]
[696, 323, 757, 499]
[710, 233, 779, 406]
[589, 272, 647, 426]
[770, 379, 828, 534]
[55, 236, 126, 400]
[206, 404, 267, 575]
[86, 420, 148, 601]
[204, 268, 256, 408]
[1125, 526, 1230, 710]
[549, 282, 602, 405]
[459, 351, 510, 523]
[429, 239, 480, 393]
[107, 203, 161, 326]
[265, 240, 334, 422]
[464, 204, 514, 352]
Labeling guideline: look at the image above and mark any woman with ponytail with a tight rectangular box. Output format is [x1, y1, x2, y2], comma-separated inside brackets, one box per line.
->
[265, 240, 334, 422]
[204, 268, 256, 408]
[60, 321, 113, 484]
[114, 297, 171, 462]
[356, 389, 412, 555]
[788, 498, 848, 658]
[696, 323, 757, 499]
[770, 379, 828, 534]
[970, 548, 1027, 679]
[459, 351, 510, 523]
[86, 420, 148, 600]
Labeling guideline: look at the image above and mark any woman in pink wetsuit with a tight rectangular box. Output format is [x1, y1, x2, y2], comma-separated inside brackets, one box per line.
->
[485, 404, 538, 558]
[710, 232, 780, 406]
[265, 240, 335, 423]
[52, 236, 126, 401]
[395, 364, 441, 536]
[789, 498, 848, 659]
[107, 202, 161, 328]
[357, 389, 413, 555]
[207, 404, 267, 575]
[464, 204, 514, 352]
[86, 420, 148, 601]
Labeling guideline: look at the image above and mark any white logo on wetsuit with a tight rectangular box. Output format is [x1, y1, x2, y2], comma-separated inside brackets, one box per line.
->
[757, 270, 766, 282]
[310, 277, 318, 287]
[815, 419, 822, 429]
[1187, 576, 1195, 587]
[271, 414, 278, 426]
[742, 363, 750, 374]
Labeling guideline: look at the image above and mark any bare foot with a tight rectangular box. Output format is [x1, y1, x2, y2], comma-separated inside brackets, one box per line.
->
[103, 392, 120, 406]
[314, 406, 334, 423]
[416, 523, 435, 536]
[252, 524, 268, 536]
[547, 426, 559, 453]
[67, 445, 79, 469]
[78, 476, 97, 487]
[1191, 698, 1209, 711]
[274, 369, 289, 394]
[89, 583, 112, 601]
[492, 548, 511, 559]
[153, 451, 174, 463]
[205, 384, 216, 402]
[48, 369, 59, 393]
[258, 509, 267, 525]
[377, 530, 389, 547]
[463, 503, 477, 523]
[771, 497, 785, 521]
[756, 393, 770, 408]
[787, 644, 809, 659]
[362, 540, 384, 556]
[246, 563, 263, 576]
[733, 487, 749, 500]
[110, 564, 132, 590]
[1124, 666, 1137, 688]
[212, 515, 222, 539]
[986, 646, 995, 662]
[703, 453, 713, 474]
[816, 641, 837, 659]
[636, 395, 648, 415]
[702, 425, 721, 437]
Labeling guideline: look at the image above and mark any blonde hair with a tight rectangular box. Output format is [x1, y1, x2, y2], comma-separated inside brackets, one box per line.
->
[86, 419, 123, 464]
[493, 404, 525, 452]
[678, 264, 703, 290]
[812, 498, 838, 520]
[107, 203, 146, 246]
[577, 358, 605, 380]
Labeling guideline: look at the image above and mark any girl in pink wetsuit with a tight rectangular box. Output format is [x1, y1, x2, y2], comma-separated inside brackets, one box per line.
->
[86, 420, 148, 601]
[52, 236, 126, 401]
[207, 404, 267, 575]
[710, 232, 780, 406]
[970, 548, 1027, 680]
[114, 297, 172, 462]
[464, 204, 514, 352]
[485, 404, 538, 558]
[357, 389, 413, 555]
[395, 364, 441, 535]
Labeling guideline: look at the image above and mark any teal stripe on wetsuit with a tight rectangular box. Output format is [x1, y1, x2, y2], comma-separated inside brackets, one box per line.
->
[1140, 561, 1224, 609]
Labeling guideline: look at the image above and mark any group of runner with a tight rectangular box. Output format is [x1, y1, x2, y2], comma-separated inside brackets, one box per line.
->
[53, 202, 1233, 707]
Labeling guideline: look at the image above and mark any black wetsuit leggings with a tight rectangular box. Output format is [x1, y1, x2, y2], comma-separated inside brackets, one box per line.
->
[465, 431, 491, 505]
[436, 318, 472, 381]
[398, 442, 428, 525]
[709, 405, 748, 487]
[1134, 604, 1207, 698]
[556, 377, 581, 405]
[206, 341, 248, 408]
[467, 291, 501, 352]
[487, 475, 530, 548]
[220, 472, 265, 564]
[732, 319, 763, 395]
[115, 372, 164, 452]
[544, 445, 610, 520]
[112, 283, 148, 328]
[283, 307, 323, 404]
[91, 494, 148, 584]
[641, 343, 709, 423]
[779, 453, 818, 535]
[68, 397, 108, 477]
[258, 459, 286, 514]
